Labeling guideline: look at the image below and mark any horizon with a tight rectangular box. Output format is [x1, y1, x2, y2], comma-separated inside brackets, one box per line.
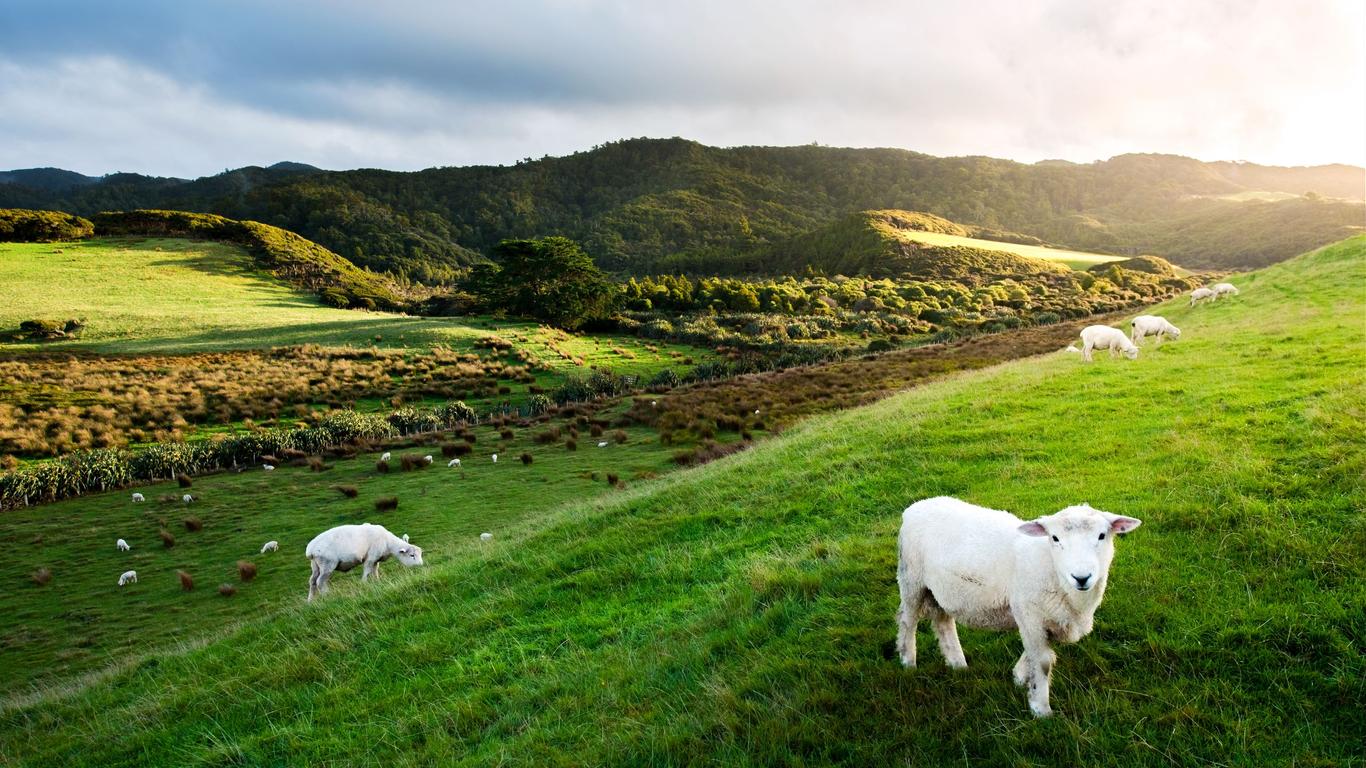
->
[2, 0, 1363, 178]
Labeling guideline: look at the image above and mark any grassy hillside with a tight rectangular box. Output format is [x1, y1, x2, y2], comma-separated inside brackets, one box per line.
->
[882, 227, 1126, 270]
[1, 237, 1361, 765]
[3, 140, 1360, 276]
[766, 210, 1079, 278]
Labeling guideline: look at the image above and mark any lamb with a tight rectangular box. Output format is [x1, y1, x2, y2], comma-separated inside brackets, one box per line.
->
[1130, 315, 1181, 345]
[895, 496, 1141, 717]
[118, 570, 137, 586]
[423, 455, 433, 464]
[597, 441, 609, 448]
[182, 493, 195, 503]
[131, 492, 145, 503]
[381, 452, 392, 462]
[1189, 287, 1217, 306]
[262, 464, 275, 471]
[1211, 282, 1239, 298]
[116, 538, 130, 552]
[448, 458, 461, 467]
[305, 523, 424, 601]
[260, 540, 279, 554]
[480, 532, 493, 541]
[491, 454, 498, 463]
[1068, 325, 1138, 362]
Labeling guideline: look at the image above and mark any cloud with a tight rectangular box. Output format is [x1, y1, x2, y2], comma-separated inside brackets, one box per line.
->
[0, 0, 1361, 176]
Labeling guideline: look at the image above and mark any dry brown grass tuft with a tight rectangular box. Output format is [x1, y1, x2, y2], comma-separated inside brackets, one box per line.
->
[183, 515, 203, 532]
[31, 567, 51, 586]
[237, 561, 257, 582]
[335, 485, 359, 498]
[374, 496, 399, 512]
[159, 529, 176, 548]
[177, 570, 194, 591]
[218, 583, 237, 597]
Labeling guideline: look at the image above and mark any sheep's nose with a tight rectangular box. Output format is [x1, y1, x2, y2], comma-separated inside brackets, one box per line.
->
[1072, 573, 1093, 590]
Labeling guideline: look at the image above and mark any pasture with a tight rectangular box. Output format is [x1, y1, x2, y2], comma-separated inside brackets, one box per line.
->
[892, 229, 1128, 270]
[0, 237, 1359, 765]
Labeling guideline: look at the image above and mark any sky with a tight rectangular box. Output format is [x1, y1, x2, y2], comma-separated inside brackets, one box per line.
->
[1, 0, 1362, 178]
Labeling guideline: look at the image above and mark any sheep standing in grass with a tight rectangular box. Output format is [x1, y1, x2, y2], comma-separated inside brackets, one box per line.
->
[492, 454, 498, 463]
[448, 458, 461, 467]
[381, 452, 392, 462]
[182, 494, 195, 503]
[1130, 315, 1181, 345]
[1067, 325, 1138, 362]
[131, 492, 144, 503]
[116, 538, 130, 552]
[263, 464, 275, 471]
[305, 523, 424, 601]
[423, 455, 433, 464]
[260, 540, 279, 554]
[1189, 287, 1217, 306]
[896, 496, 1141, 718]
[480, 532, 493, 542]
[118, 570, 137, 586]
[1211, 282, 1239, 298]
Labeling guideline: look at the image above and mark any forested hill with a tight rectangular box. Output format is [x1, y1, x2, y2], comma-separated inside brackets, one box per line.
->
[2, 139, 1362, 280]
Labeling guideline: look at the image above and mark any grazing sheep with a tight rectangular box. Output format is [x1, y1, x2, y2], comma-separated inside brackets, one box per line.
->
[381, 452, 392, 462]
[423, 455, 433, 464]
[116, 538, 130, 552]
[1189, 287, 1217, 306]
[448, 458, 461, 467]
[118, 570, 137, 586]
[305, 523, 424, 601]
[1211, 282, 1239, 298]
[480, 532, 493, 541]
[260, 540, 279, 554]
[597, 441, 609, 448]
[1130, 315, 1181, 345]
[182, 494, 195, 503]
[896, 496, 1141, 718]
[1068, 325, 1138, 362]
[131, 492, 145, 503]
[491, 454, 498, 463]
[651, 400, 657, 407]
[263, 464, 275, 471]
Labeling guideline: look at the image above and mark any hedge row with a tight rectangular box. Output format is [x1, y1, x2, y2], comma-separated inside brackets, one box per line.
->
[0, 209, 94, 242]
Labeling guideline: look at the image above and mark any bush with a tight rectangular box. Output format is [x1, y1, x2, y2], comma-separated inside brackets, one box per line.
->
[159, 530, 176, 548]
[520, 452, 533, 465]
[0, 209, 94, 242]
[31, 567, 51, 586]
[434, 401, 476, 426]
[237, 561, 257, 582]
[648, 368, 681, 388]
[177, 570, 194, 591]
[374, 496, 399, 512]
[526, 394, 553, 416]
[336, 485, 359, 498]
[183, 516, 203, 532]
[218, 584, 237, 597]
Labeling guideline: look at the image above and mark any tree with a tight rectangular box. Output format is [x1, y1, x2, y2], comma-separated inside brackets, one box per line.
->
[474, 237, 620, 329]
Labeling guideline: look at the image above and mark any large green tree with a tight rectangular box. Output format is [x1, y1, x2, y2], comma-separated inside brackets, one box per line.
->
[472, 237, 620, 329]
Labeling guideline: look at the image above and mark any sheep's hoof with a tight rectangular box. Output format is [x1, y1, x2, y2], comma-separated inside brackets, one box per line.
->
[1029, 704, 1053, 718]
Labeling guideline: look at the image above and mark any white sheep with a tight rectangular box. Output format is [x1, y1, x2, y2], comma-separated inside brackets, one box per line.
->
[1211, 282, 1239, 298]
[182, 493, 195, 503]
[1189, 287, 1217, 306]
[305, 523, 424, 601]
[597, 441, 608, 448]
[1066, 325, 1138, 362]
[896, 496, 1141, 717]
[448, 458, 461, 467]
[118, 570, 137, 586]
[491, 454, 498, 463]
[423, 455, 433, 464]
[480, 532, 493, 541]
[262, 464, 275, 471]
[260, 540, 279, 554]
[116, 538, 130, 552]
[1130, 315, 1181, 345]
[131, 492, 144, 503]
[381, 452, 392, 462]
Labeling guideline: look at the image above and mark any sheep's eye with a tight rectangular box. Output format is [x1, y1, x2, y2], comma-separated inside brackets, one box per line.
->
[1098, 533, 1106, 541]
[1050, 535, 1059, 543]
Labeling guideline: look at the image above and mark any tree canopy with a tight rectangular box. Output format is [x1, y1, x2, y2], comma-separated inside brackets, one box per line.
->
[470, 237, 620, 329]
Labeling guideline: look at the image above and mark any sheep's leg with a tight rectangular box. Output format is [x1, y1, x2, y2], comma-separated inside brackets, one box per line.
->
[1015, 619, 1056, 718]
[362, 560, 376, 582]
[1012, 651, 1031, 687]
[317, 563, 333, 596]
[1082, 343, 1094, 363]
[932, 614, 968, 669]
[894, 554, 924, 668]
[307, 559, 320, 602]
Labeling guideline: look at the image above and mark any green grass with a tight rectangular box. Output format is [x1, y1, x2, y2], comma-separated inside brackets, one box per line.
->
[1, 237, 1362, 765]
[889, 229, 1127, 270]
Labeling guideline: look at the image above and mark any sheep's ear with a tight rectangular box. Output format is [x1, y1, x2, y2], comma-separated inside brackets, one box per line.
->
[1018, 521, 1049, 537]
[1107, 515, 1142, 534]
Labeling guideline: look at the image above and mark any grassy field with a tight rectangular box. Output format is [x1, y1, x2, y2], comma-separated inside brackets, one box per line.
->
[1, 237, 1362, 765]
[893, 229, 1128, 270]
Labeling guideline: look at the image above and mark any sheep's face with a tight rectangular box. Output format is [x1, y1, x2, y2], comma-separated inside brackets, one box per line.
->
[1167, 326, 1181, 340]
[1123, 347, 1139, 360]
[1019, 506, 1141, 594]
[396, 545, 424, 567]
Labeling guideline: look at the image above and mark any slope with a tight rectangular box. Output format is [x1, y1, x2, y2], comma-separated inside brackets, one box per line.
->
[0, 237, 1362, 766]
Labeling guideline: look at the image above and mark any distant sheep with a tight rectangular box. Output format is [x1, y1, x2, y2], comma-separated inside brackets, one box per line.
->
[448, 458, 461, 467]
[381, 452, 392, 462]
[1130, 315, 1181, 345]
[131, 492, 145, 503]
[182, 494, 194, 503]
[116, 538, 130, 552]
[118, 570, 138, 586]
[1189, 287, 1217, 306]
[262, 464, 275, 471]
[1211, 282, 1239, 298]
[480, 532, 493, 541]
[491, 454, 498, 463]
[597, 441, 609, 448]
[305, 523, 424, 601]
[1067, 325, 1138, 362]
[423, 455, 433, 464]
[896, 496, 1141, 718]
[260, 540, 279, 554]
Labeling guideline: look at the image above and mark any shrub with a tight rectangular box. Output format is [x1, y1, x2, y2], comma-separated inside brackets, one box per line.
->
[0, 209, 94, 242]
[183, 515, 203, 532]
[453, 443, 472, 456]
[520, 452, 533, 465]
[500, 429, 514, 440]
[612, 429, 628, 444]
[375, 496, 399, 512]
[534, 426, 561, 444]
[177, 473, 193, 488]
[648, 368, 681, 388]
[376, 459, 390, 473]
[159, 530, 176, 548]
[526, 393, 553, 416]
[440, 443, 460, 457]
[307, 456, 329, 472]
[434, 401, 476, 426]
[590, 424, 604, 437]
[218, 584, 237, 597]
[565, 439, 577, 451]
[31, 567, 51, 586]
[606, 473, 620, 486]
[336, 485, 359, 498]
[177, 570, 194, 591]
[399, 454, 427, 471]
[237, 561, 257, 582]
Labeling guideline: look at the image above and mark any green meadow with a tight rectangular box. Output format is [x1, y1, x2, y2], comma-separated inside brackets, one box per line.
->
[0, 237, 1360, 765]
[892, 229, 1128, 270]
